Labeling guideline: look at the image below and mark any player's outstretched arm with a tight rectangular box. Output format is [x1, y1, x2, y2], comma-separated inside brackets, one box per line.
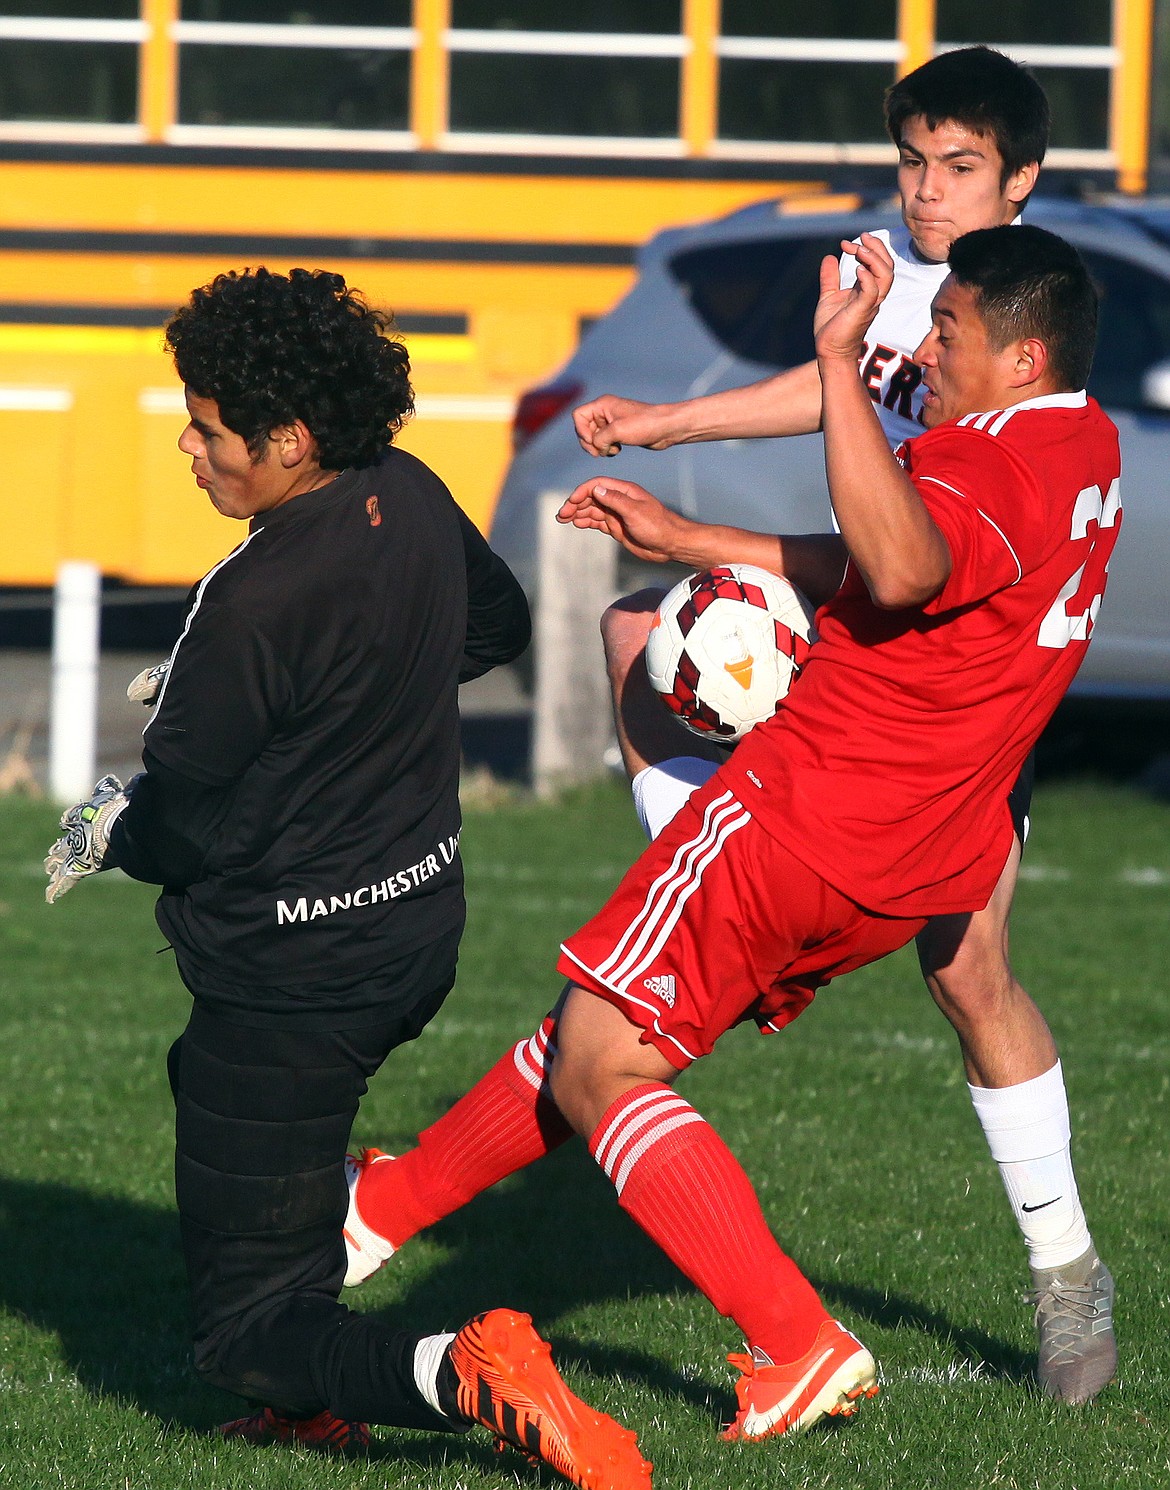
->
[558, 477, 772, 567]
[558, 478, 845, 605]
[573, 360, 824, 457]
[815, 235, 951, 609]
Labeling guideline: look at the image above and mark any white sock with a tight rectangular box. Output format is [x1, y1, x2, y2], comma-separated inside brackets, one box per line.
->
[968, 1061, 1092, 1272]
[631, 757, 721, 840]
[413, 1331, 457, 1416]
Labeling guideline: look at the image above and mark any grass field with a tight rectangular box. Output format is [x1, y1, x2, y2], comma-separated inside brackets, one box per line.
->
[1, 776, 1168, 1489]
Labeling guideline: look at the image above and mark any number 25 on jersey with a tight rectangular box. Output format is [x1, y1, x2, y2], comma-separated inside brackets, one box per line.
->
[1038, 478, 1122, 650]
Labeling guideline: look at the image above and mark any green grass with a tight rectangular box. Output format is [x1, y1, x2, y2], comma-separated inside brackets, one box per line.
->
[1, 777, 1168, 1488]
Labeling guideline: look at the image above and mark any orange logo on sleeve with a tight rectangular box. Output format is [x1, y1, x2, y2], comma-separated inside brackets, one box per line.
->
[366, 495, 382, 527]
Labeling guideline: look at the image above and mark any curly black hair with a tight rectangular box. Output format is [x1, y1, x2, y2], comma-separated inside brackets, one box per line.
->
[165, 267, 414, 470]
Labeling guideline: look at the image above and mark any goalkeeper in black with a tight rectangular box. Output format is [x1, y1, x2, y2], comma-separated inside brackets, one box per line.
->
[43, 266, 650, 1490]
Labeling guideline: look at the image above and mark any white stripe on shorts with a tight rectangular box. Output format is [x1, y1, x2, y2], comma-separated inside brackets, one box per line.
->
[602, 798, 748, 995]
[595, 791, 750, 988]
[591, 789, 738, 981]
[607, 802, 751, 993]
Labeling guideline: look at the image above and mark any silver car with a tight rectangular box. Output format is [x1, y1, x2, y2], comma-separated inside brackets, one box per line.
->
[492, 197, 1170, 698]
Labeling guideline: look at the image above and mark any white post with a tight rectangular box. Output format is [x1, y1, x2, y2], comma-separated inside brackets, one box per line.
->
[532, 491, 619, 797]
[49, 561, 101, 803]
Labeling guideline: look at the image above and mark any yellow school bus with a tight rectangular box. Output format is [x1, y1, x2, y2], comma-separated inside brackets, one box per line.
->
[0, 1, 1153, 585]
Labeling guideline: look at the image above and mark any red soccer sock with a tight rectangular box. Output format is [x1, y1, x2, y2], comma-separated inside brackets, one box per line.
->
[358, 1015, 573, 1247]
[589, 1083, 830, 1362]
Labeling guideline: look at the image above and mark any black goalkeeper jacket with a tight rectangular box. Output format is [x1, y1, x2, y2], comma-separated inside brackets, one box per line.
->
[108, 445, 530, 1021]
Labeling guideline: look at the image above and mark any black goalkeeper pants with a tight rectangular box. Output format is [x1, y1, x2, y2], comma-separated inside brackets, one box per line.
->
[168, 942, 461, 1429]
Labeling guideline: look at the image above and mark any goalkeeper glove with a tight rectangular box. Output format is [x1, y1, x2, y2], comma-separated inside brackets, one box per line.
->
[126, 659, 170, 706]
[44, 774, 131, 904]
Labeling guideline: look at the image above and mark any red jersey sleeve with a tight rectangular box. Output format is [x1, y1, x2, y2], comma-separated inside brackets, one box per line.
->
[907, 426, 1038, 614]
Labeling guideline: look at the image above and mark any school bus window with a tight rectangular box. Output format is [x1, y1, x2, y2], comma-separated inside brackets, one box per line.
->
[0, 41, 137, 124]
[178, 46, 410, 130]
[12, 1, 137, 15]
[179, 1, 411, 22]
[719, 60, 894, 144]
[1029, 66, 1110, 151]
[936, 0, 1109, 45]
[451, 0, 680, 32]
[448, 54, 681, 139]
[721, 0, 896, 41]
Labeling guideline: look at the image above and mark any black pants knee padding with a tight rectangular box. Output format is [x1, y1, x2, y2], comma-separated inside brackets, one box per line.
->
[170, 956, 461, 1431]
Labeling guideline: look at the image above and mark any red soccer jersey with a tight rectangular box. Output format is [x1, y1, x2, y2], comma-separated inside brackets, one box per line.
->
[727, 391, 1122, 916]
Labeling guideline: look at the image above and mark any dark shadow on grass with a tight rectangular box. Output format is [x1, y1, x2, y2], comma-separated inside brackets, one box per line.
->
[812, 1279, 1033, 1385]
[0, 1166, 721, 1441]
[0, 1147, 1033, 1456]
[0, 1175, 200, 1421]
[0, 1172, 675, 1477]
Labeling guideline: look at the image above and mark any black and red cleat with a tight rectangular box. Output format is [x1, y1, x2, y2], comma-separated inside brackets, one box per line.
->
[449, 1309, 652, 1490]
[217, 1405, 370, 1454]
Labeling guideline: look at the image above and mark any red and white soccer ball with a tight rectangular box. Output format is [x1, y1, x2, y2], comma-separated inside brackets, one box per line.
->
[645, 564, 818, 743]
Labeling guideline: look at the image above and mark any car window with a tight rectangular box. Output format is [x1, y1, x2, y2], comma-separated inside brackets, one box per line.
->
[1081, 249, 1170, 409]
[669, 234, 841, 369]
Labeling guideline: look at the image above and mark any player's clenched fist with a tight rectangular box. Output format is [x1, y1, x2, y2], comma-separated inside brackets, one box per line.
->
[573, 394, 678, 456]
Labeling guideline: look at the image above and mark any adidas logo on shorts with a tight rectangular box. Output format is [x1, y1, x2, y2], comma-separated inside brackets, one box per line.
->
[643, 974, 677, 1007]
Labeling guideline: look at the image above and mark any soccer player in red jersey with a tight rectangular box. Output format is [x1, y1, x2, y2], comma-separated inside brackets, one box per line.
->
[345, 225, 1120, 1438]
[569, 48, 1117, 1412]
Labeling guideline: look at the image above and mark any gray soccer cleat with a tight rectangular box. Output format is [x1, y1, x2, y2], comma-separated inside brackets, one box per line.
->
[1030, 1245, 1116, 1404]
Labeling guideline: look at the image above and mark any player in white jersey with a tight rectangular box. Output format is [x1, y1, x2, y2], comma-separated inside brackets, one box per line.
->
[567, 47, 1116, 1405]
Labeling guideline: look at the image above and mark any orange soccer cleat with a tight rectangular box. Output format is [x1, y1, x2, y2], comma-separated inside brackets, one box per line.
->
[449, 1308, 652, 1490]
[722, 1318, 879, 1441]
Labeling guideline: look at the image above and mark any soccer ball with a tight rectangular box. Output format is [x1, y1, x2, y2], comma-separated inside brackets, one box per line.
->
[645, 564, 818, 742]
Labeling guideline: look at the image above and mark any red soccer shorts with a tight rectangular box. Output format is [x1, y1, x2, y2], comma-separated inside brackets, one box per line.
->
[558, 775, 927, 1071]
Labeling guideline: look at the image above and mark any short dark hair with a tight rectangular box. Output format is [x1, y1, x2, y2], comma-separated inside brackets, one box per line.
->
[165, 267, 413, 470]
[947, 225, 1098, 390]
[885, 46, 1049, 186]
